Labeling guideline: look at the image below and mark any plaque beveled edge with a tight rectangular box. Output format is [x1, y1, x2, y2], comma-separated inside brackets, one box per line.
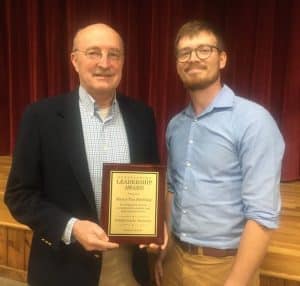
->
[100, 163, 165, 244]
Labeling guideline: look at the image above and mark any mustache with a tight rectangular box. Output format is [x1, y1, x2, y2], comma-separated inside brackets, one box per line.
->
[184, 63, 207, 72]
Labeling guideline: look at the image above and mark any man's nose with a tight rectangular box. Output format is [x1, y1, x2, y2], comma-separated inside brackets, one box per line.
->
[96, 53, 110, 67]
[189, 50, 200, 62]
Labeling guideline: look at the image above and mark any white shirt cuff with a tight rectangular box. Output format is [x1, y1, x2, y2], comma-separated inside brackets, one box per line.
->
[62, 218, 78, 244]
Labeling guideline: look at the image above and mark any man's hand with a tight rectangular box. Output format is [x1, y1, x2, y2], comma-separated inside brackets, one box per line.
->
[139, 222, 168, 253]
[139, 223, 169, 286]
[72, 220, 119, 251]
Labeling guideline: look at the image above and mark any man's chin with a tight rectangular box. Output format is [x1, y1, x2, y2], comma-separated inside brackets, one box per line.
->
[184, 80, 211, 91]
[87, 85, 117, 96]
[183, 75, 219, 91]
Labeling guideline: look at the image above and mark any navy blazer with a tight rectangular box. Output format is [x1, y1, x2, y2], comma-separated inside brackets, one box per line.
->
[5, 90, 159, 286]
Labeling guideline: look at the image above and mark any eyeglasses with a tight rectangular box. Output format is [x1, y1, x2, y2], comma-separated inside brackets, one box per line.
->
[176, 44, 220, 62]
[74, 48, 123, 62]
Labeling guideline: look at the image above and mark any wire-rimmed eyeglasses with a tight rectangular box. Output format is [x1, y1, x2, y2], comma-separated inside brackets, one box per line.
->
[73, 48, 123, 62]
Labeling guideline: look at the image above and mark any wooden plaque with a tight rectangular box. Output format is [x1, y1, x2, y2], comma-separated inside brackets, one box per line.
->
[100, 163, 165, 244]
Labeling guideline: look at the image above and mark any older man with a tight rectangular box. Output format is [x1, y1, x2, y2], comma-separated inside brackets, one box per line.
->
[5, 23, 159, 286]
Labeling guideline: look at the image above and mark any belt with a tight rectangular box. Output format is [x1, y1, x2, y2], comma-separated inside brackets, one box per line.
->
[173, 235, 237, 257]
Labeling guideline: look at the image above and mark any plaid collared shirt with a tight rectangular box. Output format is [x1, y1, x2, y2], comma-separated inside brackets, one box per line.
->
[79, 86, 130, 215]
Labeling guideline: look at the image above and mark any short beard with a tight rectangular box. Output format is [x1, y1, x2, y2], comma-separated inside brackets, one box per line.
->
[184, 72, 220, 91]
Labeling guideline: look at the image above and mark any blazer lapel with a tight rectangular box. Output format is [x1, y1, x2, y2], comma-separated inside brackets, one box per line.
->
[117, 95, 141, 163]
[57, 91, 97, 215]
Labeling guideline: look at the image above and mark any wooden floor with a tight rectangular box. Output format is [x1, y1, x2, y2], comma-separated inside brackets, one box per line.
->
[0, 156, 300, 285]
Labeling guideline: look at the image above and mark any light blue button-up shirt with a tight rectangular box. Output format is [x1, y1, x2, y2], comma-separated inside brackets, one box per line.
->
[166, 85, 285, 249]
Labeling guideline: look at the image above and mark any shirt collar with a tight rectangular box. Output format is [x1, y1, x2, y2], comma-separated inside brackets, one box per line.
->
[78, 85, 117, 118]
[184, 84, 235, 118]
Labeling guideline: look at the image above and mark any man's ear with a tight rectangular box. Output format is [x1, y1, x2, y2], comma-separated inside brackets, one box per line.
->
[219, 51, 227, 70]
[71, 52, 79, 73]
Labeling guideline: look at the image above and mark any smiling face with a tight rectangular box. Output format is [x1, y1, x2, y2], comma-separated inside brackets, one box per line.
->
[71, 24, 124, 97]
[176, 30, 227, 91]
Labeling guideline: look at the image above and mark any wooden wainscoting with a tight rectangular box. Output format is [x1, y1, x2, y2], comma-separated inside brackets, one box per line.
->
[260, 182, 300, 285]
[0, 156, 300, 285]
[0, 156, 32, 282]
[0, 193, 32, 282]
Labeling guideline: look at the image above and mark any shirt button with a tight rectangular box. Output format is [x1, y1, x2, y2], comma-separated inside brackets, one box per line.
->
[189, 139, 194, 144]
[183, 210, 187, 214]
[186, 161, 191, 167]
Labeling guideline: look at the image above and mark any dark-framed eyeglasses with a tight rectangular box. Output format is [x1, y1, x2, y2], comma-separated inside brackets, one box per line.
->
[176, 44, 221, 62]
[73, 48, 123, 62]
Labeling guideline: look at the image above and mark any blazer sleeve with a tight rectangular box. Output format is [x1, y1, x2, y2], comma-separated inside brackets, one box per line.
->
[4, 105, 72, 249]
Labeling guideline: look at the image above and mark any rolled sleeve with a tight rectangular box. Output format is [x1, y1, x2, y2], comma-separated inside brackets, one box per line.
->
[238, 109, 285, 229]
